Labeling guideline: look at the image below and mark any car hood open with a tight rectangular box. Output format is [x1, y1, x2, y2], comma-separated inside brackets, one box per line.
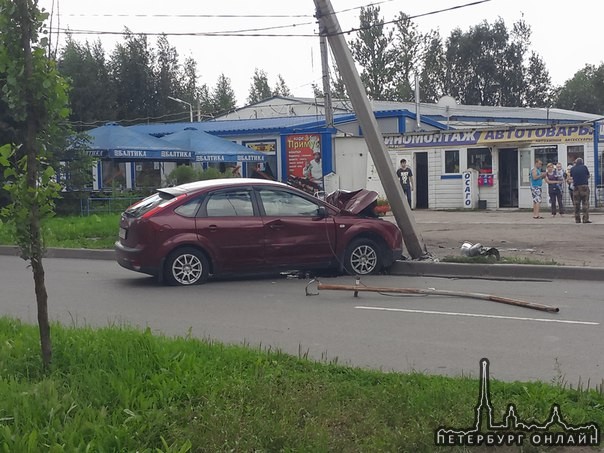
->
[325, 189, 379, 215]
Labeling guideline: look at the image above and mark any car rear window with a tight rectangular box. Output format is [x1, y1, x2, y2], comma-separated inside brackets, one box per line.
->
[124, 191, 176, 218]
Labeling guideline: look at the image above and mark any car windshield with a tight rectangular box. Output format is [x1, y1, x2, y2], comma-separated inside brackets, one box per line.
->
[124, 191, 176, 218]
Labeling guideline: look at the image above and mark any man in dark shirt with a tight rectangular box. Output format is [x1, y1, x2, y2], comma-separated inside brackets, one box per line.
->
[396, 158, 414, 208]
[569, 158, 591, 223]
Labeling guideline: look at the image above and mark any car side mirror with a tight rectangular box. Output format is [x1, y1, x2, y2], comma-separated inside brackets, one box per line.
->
[316, 206, 328, 219]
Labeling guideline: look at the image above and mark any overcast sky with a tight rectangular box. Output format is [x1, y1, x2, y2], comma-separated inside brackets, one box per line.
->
[40, 0, 604, 106]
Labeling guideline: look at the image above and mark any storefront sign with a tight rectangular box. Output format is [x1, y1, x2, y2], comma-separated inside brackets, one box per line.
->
[463, 170, 478, 208]
[243, 140, 277, 154]
[385, 125, 594, 149]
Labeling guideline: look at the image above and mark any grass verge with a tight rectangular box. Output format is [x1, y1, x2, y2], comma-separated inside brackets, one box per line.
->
[0, 214, 120, 249]
[0, 318, 601, 452]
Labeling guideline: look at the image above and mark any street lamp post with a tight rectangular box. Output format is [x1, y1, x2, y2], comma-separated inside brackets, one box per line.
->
[168, 96, 193, 122]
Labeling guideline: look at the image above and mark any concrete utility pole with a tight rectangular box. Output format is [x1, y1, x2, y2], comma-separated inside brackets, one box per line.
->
[319, 33, 334, 128]
[313, 0, 427, 259]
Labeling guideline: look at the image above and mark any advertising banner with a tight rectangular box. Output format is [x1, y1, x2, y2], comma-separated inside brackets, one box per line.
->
[285, 134, 323, 193]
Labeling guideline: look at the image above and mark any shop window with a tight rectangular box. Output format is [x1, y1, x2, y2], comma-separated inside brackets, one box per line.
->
[135, 161, 161, 189]
[567, 145, 584, 164]
[534, 146, 558, 166]
[444, 150, 460, 173]
[102, 161, 126, 189]
[467, 148, 492, 174]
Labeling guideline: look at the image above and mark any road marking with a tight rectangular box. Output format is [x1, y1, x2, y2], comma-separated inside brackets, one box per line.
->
[355, 306, 600, 326]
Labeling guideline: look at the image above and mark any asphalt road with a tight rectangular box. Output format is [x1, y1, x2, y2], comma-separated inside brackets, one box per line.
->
[1, 255, 602, 386]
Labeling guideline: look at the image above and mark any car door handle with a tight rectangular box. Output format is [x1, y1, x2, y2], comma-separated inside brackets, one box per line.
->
[208, 225, 218, 232]
[267, 221, 284, 230]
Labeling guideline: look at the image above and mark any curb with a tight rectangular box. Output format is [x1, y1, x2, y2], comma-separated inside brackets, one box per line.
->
[2, 246, 603, 282]
[0, 246, 115, 261]
[390, 261, 604, 282]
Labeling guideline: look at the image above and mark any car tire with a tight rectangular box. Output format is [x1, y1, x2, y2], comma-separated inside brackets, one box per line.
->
[164, 247, 209, 286]
[343, 238, 382, 275]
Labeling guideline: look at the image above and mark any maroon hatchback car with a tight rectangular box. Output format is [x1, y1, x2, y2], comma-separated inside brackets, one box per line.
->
[115, 179, 403, 285]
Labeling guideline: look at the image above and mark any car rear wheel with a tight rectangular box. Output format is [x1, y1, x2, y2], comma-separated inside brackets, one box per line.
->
[344, 238, 382, 275]
[165, 247, 209, 286]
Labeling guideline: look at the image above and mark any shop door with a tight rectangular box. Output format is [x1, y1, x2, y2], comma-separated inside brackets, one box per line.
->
[415, 152, 429, 209]
[498, 148, 518, 207]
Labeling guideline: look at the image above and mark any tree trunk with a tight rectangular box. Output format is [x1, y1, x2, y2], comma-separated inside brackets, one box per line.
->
[19, 0, 52, 370]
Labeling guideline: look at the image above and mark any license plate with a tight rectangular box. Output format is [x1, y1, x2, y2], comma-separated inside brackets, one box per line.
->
[119, 228, 127, 240]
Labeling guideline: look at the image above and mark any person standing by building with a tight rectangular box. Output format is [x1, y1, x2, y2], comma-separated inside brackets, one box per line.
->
[396, 158, 414, 208]
[569, 158, 591, 223]
[530, 159, 546, 219]
[564, 163, 574, 207]
[545, 163, 564, 216]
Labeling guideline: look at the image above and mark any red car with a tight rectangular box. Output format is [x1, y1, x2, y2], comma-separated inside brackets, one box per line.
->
[115, 179, 403, 285]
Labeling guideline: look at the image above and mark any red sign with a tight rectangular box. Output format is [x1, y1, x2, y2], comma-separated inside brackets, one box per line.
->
[285, 134, 323, 192]
[478, 174, 494, 186]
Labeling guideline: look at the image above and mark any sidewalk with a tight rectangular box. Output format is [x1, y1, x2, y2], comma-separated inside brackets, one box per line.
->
[403, 209, 604, 268]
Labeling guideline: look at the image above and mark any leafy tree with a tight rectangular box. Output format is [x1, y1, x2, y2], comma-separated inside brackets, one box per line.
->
[212, 73, 237, 114]
[58, 37, 114, 127]
[247, 68, 272, 104]
[110, 29, 156, 123]
[555, 63, 604, 114]
[154, 34, 182, 120]
[0, 0, 72, 369]
[443, 18, 552, 107]
[390, 13, 434, 101]
[349, 5, 396, 100]
[272, 74, 291, 97]
[524, 52, 552, 107]
[330, 64, 347, 99]
[419, 33, 447, 102]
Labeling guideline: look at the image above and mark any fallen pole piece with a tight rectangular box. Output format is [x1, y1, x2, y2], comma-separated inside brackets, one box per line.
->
[316, 283, 560, 313]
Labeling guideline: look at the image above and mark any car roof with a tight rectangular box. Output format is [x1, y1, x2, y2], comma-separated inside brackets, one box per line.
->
[157, 178, 292, 197]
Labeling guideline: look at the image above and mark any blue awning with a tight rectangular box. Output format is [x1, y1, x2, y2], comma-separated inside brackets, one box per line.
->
[81, 123, 193, 160]
[160, 128, 266, 162]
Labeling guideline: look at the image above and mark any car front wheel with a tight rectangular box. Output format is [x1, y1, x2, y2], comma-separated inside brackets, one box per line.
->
[165, 247, 209, 286]
[344, 238, 382, 275]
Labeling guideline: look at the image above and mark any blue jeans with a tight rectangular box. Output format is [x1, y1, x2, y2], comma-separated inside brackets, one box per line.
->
[402, 185, 412, 207]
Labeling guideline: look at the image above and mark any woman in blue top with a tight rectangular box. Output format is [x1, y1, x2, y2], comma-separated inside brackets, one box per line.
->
[530, 159, 547, 219]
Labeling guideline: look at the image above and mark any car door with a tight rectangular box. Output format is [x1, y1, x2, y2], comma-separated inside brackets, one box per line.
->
[256, 187, 337, 268]
[195, 188, 265, 272]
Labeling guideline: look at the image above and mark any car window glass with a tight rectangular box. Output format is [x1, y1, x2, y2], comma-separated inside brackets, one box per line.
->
[174, 197, 203, 218]
[206, 190, 254, 217]
[259, 189, 320, 217]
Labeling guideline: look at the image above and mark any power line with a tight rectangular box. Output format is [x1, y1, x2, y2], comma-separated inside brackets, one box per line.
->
[52, 0, 494, 39]
[54, 1, 398, 20]
[323, 0, 493, 36]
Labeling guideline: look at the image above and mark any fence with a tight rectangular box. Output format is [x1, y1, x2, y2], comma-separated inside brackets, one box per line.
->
[80, 197, 141, 216]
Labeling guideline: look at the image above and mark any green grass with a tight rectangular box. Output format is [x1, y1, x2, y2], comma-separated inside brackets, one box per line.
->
[0, 318, 601, 452]
[442, 255, 559, 266]
[0, 214, 120, 249]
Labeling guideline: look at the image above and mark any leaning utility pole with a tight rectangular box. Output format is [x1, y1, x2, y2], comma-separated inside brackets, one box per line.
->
[313, 0, 427, 258]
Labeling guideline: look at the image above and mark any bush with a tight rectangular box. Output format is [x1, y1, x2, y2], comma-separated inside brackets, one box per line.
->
[166, 165, 233, 186]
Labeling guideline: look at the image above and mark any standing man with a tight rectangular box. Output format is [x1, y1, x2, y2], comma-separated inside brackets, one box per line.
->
[396, 158, 414, 208]
[570, 158, 591, 223]
[530, 159, 547, 219]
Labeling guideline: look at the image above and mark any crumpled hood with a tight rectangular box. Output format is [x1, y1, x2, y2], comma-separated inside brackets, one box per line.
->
[325, 189, 379, 215]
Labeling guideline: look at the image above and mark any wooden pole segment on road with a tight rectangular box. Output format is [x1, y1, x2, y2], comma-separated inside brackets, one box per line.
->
[316, 283, 560, 313]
